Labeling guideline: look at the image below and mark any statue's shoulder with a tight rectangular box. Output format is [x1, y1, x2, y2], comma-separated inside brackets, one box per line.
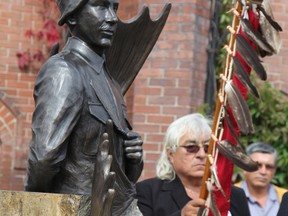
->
[36, 51, 85, 90]
[40, 50, 82, 75]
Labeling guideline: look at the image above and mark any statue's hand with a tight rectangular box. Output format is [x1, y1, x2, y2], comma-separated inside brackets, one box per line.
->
[91, 131, 116, 216]
[124, 131, 143, 161]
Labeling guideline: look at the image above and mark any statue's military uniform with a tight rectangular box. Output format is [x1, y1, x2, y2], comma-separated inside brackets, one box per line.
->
[25, 37, 143, 215]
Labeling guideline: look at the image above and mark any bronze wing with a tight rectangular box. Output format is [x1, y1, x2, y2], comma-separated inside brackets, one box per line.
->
[105, 3, 172, 95]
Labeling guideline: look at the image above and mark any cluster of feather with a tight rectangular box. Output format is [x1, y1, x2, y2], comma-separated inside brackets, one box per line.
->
[200, 1, 282, 215]
[217, 0, 282, 172]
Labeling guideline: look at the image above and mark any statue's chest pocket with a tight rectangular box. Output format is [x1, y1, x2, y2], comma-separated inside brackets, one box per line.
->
[82, 102, 111, 156]
[88, 102, 110, 124]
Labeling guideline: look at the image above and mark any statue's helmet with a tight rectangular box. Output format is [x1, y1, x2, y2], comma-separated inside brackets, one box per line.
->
[56, 0, 88, 26]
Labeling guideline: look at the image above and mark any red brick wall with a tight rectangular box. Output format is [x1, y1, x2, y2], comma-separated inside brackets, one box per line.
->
[0, 0, 42, 190]
[130, 0, 211, 179]
[0, 0, 286, 190]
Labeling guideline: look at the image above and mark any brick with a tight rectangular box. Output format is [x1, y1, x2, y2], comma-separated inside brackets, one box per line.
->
[132, 96, 146, 105]
[17, 90, 33, 98]
[0, 168, 12, 176]
[18, 105, 34, 113]
[160, 124, 170, 134]
[0, 108, 9, 117]
[145, 133, 165, 143]
[142, 143, 160, 152]
[143, 161, 157, 171]
[19, 74, 37, 82]
[148, 96, 176, 106]
[145, 152, 161, 162]
[131, 114, 146, 123]
[133, 105, 161, 114]
[162, 107, 190, 116]
[149, 77, 176, 87]
[4, 114, 16, 124]
[9, 185, 24, 191]
[137, 68, 164, 77]
[3, 89, 17, 96]
[147, 115, 174, 124]
[134, 86, 162, 95]
[151, 58, 178, 69]
[0, 161, 12, 169]
[134, 123, 160, 133]
[163, 87, 190, 97]
[165, 69, 191, 78]
[1, 143, 14, 152]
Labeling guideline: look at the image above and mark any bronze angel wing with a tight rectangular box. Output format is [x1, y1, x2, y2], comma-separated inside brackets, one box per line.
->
[105, 3, 171, 95]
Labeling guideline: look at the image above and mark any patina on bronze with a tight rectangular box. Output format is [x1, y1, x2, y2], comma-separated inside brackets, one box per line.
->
[26, 0, 142, 213]
[25, 0, 171, 215]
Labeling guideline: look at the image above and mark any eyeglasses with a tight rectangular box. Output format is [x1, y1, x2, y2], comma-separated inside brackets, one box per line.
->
[178, 144, 209, 154]
[257, 163, 276, 170]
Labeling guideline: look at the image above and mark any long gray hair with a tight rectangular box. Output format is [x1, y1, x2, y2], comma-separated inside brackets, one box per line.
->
[156, 113, 211, 180]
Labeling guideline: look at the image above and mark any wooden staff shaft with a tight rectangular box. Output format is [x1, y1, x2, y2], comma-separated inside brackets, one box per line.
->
[199, 1, 243, 200]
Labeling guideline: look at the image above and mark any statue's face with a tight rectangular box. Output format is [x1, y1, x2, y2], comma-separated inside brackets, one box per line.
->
[73, 0, 119, 49]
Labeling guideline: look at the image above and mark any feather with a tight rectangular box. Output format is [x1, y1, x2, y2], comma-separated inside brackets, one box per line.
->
[223, 44, 259, 98]
[232, 56, 260, 98]
[257, 5, 282, 32]
[240, 18, 275, 55]
[197, 206, 207, 216]
[236, 0, 263, 6]
[250, 0, 264, 5]
[221, 76, 254, 135]
[258, 0, 282, 56]
[235, 0, 245, 6]
[105, 3, 171, 95]
[217, 140, 259, 172]
[222, 106, 243, 145]
[218, 95, 248, 149]
[236, 34, 267, 80]
[206, 181, 221, 216]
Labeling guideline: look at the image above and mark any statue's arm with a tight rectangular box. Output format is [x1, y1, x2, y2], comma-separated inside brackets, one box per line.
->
[125, 158, 143, 183]
[25, 59, 83, 192]
[124, 131, 143, 183]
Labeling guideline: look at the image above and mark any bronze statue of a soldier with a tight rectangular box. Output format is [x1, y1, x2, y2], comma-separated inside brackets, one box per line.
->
[25, 0, 144, 214]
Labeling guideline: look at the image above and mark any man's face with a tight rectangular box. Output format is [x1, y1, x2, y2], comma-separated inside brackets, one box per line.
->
[73, 0, 119, 48]
[168, 131, 210, 181]
[244, 152, 276, 189]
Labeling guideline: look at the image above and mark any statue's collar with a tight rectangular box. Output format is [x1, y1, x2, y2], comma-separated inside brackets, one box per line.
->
[63, 37, 105, 74]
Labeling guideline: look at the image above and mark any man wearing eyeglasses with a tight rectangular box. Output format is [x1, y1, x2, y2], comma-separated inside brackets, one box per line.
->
[136, 113, 250, 216]
[235, 142, 287, 216]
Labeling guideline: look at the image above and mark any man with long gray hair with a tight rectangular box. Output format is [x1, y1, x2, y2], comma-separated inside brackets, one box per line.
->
[136, 113, 250, 216]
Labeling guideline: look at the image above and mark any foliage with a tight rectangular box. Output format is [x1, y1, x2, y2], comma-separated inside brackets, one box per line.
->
[16, 0, 64, 73]
[238, 79, 288, 187]
[214, 0, 233, 76]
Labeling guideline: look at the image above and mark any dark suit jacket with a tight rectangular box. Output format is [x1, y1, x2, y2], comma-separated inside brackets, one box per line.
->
[25, 37, 142, 215]
[277, 192, 288, 216]
[136, 177, 250, 216]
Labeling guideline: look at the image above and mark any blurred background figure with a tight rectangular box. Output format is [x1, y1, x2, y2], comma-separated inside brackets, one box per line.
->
[235, 142, 287, 216]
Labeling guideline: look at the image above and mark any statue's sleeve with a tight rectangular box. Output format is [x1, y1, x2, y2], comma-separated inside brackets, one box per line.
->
[25, 57, 83, 192]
